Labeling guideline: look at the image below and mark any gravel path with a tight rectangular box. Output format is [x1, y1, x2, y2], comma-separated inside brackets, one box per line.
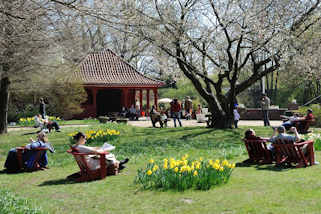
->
[7, 124, 89, 132]
[7, 120, 283, 132]
[127, 119, 282, 128]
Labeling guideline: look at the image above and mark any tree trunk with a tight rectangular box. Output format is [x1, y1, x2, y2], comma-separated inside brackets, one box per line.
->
[0, 77, 10, 134]
[207, 99, 234, 129]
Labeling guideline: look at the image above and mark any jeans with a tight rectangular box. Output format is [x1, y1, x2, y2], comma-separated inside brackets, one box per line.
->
[172, 112, 182, 127]
[234, 120, 239, 128]
[282, 121, 293, 130]
[262, 110, 270, 126]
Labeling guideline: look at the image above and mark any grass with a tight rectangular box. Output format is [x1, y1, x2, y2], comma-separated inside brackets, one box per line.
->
[0, 123, 321, 214]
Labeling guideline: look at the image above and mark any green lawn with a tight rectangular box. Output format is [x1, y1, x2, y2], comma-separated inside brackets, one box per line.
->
[0, 124, 321, 214]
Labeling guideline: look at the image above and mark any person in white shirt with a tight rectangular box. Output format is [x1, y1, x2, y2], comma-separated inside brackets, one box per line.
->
[71, 132, 129, 173]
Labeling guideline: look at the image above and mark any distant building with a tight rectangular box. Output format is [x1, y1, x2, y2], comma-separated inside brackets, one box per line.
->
[75, 49, 164, 118]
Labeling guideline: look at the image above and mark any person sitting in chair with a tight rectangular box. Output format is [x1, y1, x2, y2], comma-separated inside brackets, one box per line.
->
[71, 132, 129, 175]
[281, 109, 314, 130]
[4, 131, 54, 172]
[35, 114, 61, 132]
[244, 129, 261, 140]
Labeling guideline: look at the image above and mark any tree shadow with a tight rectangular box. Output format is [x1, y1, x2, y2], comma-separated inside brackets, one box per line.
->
[38, 178, 78, 186]
[180, 129, 216, 140]
[21, 131, 39, 136]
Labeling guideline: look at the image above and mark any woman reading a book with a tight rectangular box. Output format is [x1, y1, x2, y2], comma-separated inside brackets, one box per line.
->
[71, 132, 129, 174]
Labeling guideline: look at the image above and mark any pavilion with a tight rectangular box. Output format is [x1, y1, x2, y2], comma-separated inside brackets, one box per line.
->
[75, 49, 164, 118]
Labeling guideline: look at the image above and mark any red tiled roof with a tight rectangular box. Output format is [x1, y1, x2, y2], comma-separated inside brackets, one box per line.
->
[76, 49, 164, 87]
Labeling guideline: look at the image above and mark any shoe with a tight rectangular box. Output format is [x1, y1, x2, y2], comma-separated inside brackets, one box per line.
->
[120, 158, 129, 165]
[314, 161, 320, 165]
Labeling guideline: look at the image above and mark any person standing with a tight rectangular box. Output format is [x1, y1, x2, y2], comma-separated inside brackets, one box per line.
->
[171, 98, 182, 127]
[233, 105, 240, 128]
[261, 93, 270, 126]
[39, 98, 46, 119]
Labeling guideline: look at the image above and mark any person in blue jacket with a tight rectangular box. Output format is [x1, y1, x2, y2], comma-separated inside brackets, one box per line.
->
[4, 132, 54, 172]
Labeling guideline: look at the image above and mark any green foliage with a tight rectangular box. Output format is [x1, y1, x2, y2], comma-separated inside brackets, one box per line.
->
[0, 189, 44, 214]
[159, 79, 206, 107]
[297, 104, 321, 127]
[135, 155, 234, 191]
[305, 133, 321, 151]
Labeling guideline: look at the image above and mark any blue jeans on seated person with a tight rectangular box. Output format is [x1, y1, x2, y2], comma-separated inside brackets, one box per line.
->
[282, 121, 293, 130]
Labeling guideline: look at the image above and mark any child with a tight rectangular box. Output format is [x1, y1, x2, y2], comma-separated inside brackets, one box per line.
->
[233, 105, 240, 128]
[160, 110, 168, 127]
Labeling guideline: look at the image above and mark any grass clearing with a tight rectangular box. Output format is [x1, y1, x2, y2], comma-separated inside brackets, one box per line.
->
[0, 123, 321, 213]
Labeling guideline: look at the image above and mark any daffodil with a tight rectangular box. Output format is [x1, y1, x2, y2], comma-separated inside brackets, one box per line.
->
[193, 170, 198, 176]
[152, 165, 159, 172]
[149, 159, 154, 164]
[147, 170, 152, 175]
[174, 167, 179, 173]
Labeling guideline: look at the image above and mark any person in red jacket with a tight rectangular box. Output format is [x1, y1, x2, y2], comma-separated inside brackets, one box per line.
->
[170, 98, 182, 127]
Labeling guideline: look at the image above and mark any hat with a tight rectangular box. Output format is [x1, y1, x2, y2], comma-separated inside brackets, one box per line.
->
[307, 108, 313, 113]
[277, 126, 285, 133]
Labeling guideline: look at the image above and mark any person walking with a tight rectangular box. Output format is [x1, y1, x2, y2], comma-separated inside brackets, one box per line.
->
[171, 98, 182, 127]
[261, 93, 270, 126]
[39, 98, 46, 119]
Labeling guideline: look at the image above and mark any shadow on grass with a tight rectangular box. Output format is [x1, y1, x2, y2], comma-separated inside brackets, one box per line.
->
[38, 178, 78, 186]
[180, 129, 216, 140]
[236, 162, 293, 172]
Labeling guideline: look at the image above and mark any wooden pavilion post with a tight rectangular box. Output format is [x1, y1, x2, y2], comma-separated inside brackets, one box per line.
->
[146, 89, 150, 116]
[139, 89, 143, 115]
[92, 88, 97, 117]
[153, 88, 158, 110]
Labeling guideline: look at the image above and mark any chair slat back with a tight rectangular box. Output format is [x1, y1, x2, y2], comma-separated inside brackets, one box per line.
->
[68, 148, 92, 173]
[243, 139, 269, 161]
[273, 139, 301, 163]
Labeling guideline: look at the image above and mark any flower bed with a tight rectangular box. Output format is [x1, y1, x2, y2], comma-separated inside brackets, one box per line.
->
[135, 154, 235, 191]
[68, 129, 120, 144]
[18, 116, 61, 127]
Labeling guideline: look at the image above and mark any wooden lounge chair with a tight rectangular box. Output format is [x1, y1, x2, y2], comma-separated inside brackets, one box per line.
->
[67, 148, 109, 182]
[273, 139, 315, 168]
[16, 146, 49, 171]
[294, 119, 315, 134]
[243, 138, 273, 164]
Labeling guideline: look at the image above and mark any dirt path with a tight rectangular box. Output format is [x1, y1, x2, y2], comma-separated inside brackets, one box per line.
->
[127, 119, 282, 128]
[7, 120, 283, 132]
[7, 124, 89, 132]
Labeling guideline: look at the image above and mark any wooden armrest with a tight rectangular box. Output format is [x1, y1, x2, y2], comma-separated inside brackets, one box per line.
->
[294, 140, 314, 146]
[68, 151, 109, 156]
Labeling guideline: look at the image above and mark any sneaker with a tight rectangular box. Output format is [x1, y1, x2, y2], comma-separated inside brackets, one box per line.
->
[314, 161, 320, 165]
[120, 158, 129, 165]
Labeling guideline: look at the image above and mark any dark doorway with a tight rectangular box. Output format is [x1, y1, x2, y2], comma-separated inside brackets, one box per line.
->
[96, 89, 122, 116]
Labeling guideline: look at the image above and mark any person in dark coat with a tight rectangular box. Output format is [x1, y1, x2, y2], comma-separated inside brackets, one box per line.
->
[39, 98, 46, 119]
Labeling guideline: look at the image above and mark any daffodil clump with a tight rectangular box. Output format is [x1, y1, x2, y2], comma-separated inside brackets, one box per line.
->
[68, 129, 120, 144]
[18, 116, 61, 127]
[135, 154, 235, 191]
